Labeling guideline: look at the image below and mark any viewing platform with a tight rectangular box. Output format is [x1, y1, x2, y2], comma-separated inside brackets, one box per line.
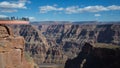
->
[0, 17, 29, 24]
[0, 20, 29, 24]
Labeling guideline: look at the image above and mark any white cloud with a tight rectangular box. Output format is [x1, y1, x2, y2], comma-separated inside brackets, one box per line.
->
[39, 5, 120, 14]
[65, 5, 108, 14]
[94, 14, 101, 17]
[28, 17, 35, 21]
[25, 16, 36, 21]
[19, 0, 31, 4]
[0, 0, 28, 13]
[0, 1, 26, 9]
[39, 5, 64, 13]
[0, 15, 8, 18]
[0, 9, 17, 13]
[107, 5, 120, 10]
[78, 5, 108, 12]
[65, 6, 79, 14]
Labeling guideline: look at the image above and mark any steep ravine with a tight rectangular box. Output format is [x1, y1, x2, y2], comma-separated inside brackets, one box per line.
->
[9, 23, 120, 66]
[10, 25, 67, 65]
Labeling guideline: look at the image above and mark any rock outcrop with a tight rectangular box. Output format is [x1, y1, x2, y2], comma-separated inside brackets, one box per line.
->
[35, 24, 119, 60]
[0, 24, 37, 68]
[9, 23, 120, 65]
[39, 24, 120, 45]
[64, 43, 120, 68]
[44, 46, 67, 64]
[9, 25, 68, 64]
[9, 25, 50, 65]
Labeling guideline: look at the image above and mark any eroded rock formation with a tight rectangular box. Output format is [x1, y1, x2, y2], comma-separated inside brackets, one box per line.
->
[38, 24, 120, 59]
[9, 23, 120, 65]
[0, 24, 37, 68]
[64, 43, 120, 68]
[9, 25, 68, 65]
[39, 24, 120, 45]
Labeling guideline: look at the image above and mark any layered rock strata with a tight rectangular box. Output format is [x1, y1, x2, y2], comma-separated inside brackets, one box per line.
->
[9, 23, 120, 65]
[0, 24, 37, 68]
[65, 43, 120, 68]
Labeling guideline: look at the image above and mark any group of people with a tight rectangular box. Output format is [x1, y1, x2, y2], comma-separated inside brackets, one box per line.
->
[0, 17, 29, 21]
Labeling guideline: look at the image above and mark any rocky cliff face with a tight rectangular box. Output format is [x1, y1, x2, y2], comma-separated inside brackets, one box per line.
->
[0, 24, 37, 68]
[38, 24, 120, 59]
[9, 23, 120, 65]
[39, 24, 120, 45]
[9, 25, 49, 64]
[9, 25, 67, 65]
[64, 43, 120, 68]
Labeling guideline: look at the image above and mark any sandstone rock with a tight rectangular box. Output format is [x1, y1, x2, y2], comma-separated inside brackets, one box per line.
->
[0, 24, 37, 68]
[9, 25, 50, 65]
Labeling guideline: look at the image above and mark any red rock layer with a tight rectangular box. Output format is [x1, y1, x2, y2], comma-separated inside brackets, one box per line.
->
[0, 24, 37, 68]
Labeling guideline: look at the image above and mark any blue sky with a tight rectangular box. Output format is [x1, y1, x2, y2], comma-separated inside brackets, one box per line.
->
[0, 0, 120, 21]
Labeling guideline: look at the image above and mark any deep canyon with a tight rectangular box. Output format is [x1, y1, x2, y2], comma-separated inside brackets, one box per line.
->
[4, 22, 120, 68]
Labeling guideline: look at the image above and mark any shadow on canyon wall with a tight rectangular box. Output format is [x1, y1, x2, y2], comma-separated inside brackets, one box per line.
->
[64, 43, 120, 68]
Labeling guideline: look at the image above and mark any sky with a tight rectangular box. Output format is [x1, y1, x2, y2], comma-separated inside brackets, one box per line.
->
[0, 0, 120, 21]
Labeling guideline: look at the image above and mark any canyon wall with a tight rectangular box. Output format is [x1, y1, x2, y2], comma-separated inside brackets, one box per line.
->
[0, 24, 38, 68]
[39, 24, 120, 45]
[64, 43, 120, 68]
[10, 25, 68, 65]
[9, 23, 120, 65]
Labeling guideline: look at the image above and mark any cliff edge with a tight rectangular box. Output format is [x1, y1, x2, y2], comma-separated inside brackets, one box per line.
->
[65, 43, 120, 68]
[0, 24, 38, 68]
